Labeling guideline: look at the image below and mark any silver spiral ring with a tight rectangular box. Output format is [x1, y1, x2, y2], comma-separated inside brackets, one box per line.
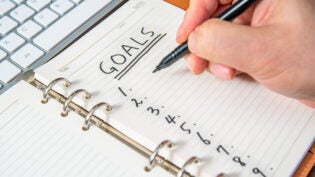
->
[145, 140, 175, 172]
[61, 89, 91, 117]
[82, 102, 112, 131]
[41, 78, 71, 104]
[177, 156, 200, 177]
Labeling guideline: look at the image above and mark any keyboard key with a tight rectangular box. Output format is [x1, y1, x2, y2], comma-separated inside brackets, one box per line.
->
[10, 4, 35, 23]
[27, 0, 50, 11]
[0, 49, 7, 61]
[34, 0, 110, 51]
[0, 16, 18, 36]
[34, 8, 58, 27]
[12, 0, 24, 4]
[0, 0, 16, 16]
[0, 33, 25, 53]
[70, 0, 82, 4]
[11, 44, 44, 68]
[0, 60, 21, 83]
[17, 20, 42, 39]
[50, 0, 74, 15]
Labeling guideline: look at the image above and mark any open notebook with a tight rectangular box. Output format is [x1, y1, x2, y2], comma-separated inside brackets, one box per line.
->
[2, 0, 314, 177]
[0, 81, 172, 177]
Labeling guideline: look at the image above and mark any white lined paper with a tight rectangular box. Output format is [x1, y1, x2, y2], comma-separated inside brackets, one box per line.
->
[0, 81, 172, 177]
[33, 1, 315, 177]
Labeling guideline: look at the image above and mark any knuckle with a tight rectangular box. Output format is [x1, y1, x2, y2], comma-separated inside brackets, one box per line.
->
[196, 20, 220, 59]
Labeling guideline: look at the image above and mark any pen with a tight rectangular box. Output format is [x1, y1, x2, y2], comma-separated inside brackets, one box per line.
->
[153, 0, 258, 73]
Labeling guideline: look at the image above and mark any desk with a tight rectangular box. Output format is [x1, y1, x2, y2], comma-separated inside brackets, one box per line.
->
[165, 0, 189, 10]
[164, 0, 314, 176]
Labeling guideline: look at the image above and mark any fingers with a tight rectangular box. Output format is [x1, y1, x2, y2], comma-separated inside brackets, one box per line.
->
[176, 0, 255, 44]
[187, 19, 271, 73]
[299, 99, 315, 108]
[208, 62, 236, 80]
[176, 0, 219, 43]
[211, 4, 254, 25]
[219, 0, 233, 5]
[185, 54, 236, 80]
[177, 0, 261, 79]
[185, 54, 208, 75]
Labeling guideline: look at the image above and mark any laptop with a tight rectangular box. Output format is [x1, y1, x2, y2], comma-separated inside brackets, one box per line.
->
[0, 0, 127, 95]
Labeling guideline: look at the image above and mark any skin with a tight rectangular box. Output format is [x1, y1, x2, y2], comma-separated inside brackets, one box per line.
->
[176, 0, 315, 108]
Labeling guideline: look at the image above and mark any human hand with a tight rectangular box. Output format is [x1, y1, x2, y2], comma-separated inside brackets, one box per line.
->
[177, 0, 315, 107]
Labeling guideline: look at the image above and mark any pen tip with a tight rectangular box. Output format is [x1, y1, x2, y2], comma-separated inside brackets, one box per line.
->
[152, 67, 160, 73]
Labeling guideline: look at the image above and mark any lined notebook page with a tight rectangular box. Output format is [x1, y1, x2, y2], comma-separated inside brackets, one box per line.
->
[0, 81, 172, 177]
[34, 0, 315, 177]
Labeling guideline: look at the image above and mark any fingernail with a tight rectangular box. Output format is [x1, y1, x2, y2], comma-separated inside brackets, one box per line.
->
[188, 31, 197, 53]
[177, 22, 184, 34]
[176, 24, 184, 41]
[210, 63, 234, 80]
[185, 55, 193, 72]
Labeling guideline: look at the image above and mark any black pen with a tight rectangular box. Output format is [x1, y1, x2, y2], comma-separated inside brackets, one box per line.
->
[153, 0, 258, 73]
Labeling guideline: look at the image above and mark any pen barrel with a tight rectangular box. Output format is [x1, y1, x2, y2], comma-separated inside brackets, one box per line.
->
[155, 0, 258, 72]
[218, 0, 258, 21]
[166, 42, 189, 65]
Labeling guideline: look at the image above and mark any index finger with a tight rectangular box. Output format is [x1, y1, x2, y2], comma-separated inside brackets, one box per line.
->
[176, 0, 219, 43]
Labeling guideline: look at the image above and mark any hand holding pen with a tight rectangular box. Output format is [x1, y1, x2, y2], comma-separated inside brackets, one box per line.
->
[154, 0, 315, 108]
[153, 0, 258, 73]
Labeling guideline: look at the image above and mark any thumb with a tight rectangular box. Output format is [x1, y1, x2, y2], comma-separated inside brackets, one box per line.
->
[188, 19, 273, 73]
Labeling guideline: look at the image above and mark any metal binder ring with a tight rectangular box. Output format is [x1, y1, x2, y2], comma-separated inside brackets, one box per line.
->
[145, 140, 175, 172]
[41, 78, 71, 104]
[216, 173, 228, 177]
[61, 89, 91, 117]
[177, 156, 200, 177]
[82, 102, 112, 131]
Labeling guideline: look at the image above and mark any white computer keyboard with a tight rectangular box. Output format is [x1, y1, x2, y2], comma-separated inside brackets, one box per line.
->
[0, 0, 126, 94]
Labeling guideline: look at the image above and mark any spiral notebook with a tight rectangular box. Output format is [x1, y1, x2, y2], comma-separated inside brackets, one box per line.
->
[1, 0, 314, 177]
[0, 81, 173, 177]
